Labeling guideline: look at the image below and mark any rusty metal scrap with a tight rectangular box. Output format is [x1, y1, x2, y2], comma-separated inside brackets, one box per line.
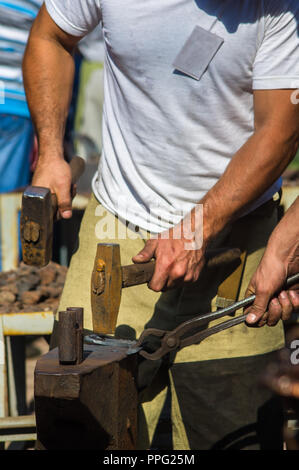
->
[0, 262, 67, 314]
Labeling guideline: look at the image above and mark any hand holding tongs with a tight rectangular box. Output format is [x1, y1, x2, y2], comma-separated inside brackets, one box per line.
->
[136, 273, 299, 361]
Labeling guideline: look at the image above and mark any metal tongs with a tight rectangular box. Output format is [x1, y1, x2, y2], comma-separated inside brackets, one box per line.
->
[136, 273, 299, 361]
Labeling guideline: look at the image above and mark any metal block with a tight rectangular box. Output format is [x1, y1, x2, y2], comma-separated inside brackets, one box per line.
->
[34, 342, 138, 450]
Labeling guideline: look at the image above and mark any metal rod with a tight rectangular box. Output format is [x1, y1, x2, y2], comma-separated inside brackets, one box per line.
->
[58, 308, 84, 365]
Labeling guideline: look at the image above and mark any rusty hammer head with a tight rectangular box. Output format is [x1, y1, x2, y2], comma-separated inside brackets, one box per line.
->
[20, 186, 54, 267]
[91, 244, 122, 335]
[20, 156, 85, 267]
[90, 243, 242, 335]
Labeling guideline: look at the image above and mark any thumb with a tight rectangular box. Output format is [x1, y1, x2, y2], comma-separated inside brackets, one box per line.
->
[132, 240, 157, 263]
[56, 186, 72, 219]
[245, 289, 271, 325]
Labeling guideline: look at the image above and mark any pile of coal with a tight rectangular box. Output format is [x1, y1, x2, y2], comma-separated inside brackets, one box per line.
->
[0, 262, 67, 314]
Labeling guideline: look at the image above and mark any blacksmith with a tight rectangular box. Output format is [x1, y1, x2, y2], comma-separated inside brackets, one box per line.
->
[23, 1, 299, 449]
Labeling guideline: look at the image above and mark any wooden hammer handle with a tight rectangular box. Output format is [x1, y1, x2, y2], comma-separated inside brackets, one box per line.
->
[69, 156, 86, 185]
[121, 247, 241, 288]
[51, 156, 85, 212]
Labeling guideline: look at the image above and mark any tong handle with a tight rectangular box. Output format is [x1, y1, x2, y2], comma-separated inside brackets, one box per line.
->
[180, 273, 299, 349]
[174, 272, 299, 336]
[139, 272, 299, 360]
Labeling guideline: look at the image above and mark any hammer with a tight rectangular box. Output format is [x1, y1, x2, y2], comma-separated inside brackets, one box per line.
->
[20, 156, 85, 267]
[91, 243, 241, 334]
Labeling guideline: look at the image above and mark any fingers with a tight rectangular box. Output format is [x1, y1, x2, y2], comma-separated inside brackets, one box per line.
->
[133, 240, 170, 291]
[246, 289, 298, 328]
[151, 257, 173, 292]
[166, 260, 189, 290]
[32, 158, 73, 219]
[56, 163, 73, 219]
[267, 374, 299, 398]
[56, 185, 73, 219]
[245, 288, 270, 326]
[277, 376, 299, 399]
[289, 290, 299, 312]
[264, 364, 299, 400]
[277, 291, 294, 322]
[267, 298, 283, 326]
[133, 238, 204, 292]
[132, 239, 157, 263]
[133, 239, 172, 292]
[149, 253, 203, 292]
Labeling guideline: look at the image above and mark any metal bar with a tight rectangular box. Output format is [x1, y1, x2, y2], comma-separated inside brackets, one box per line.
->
[5, 337, 18, 417]
[0, 193, 22, 272]
[2, 312, 54, 336]
[0, 433, 36, 442]
[0, 316, 6, 418]
[0, 411, 36, 446]
[0, 415, 36, 429]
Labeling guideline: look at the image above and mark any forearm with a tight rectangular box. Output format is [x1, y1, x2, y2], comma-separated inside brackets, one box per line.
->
[265, 197, 299, 268]
[23, 17, 75, 159]
[22, 6, 83, 217]
[245, 197, 299, 326]
[200, 128, 298, 242]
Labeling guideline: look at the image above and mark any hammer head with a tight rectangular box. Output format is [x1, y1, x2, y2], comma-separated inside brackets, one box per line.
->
[20, 186, 53, 267]
[91, 243, 122, 335]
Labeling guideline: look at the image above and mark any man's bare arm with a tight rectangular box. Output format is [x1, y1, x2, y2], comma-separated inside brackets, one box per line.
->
[245, 197, 299, 327]
[134, 89, 299, 291]
[23, 5, 83, 217]
[201, 89, 299, 239]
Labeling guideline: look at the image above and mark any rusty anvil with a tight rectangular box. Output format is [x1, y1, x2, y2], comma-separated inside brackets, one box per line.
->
[34, 243, 241, 450]
[35, 307, 138, 450]
[34, 243, 299, 449]
[20, 156, 85, 267]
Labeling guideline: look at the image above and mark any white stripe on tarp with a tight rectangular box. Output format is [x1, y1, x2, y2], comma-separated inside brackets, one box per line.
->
[0, 65, 22, 80]
[0, 1, 37, 18]
[4, 91, 26, 101]
[1, 0, 42, 12]
[0, 24, 28, 43]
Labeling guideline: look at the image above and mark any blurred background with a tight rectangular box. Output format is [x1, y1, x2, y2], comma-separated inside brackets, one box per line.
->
[0, 1, 104, 449]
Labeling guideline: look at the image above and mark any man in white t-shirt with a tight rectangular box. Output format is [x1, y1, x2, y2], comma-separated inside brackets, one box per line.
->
[23, 1, 299, 449]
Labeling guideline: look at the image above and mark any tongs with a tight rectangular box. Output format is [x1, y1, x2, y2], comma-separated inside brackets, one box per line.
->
[136, 273, 299, 361]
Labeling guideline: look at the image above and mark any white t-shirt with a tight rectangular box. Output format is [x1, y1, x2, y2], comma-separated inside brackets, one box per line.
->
[78, 25, 104, 63]
[45, 0, 299, 233]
